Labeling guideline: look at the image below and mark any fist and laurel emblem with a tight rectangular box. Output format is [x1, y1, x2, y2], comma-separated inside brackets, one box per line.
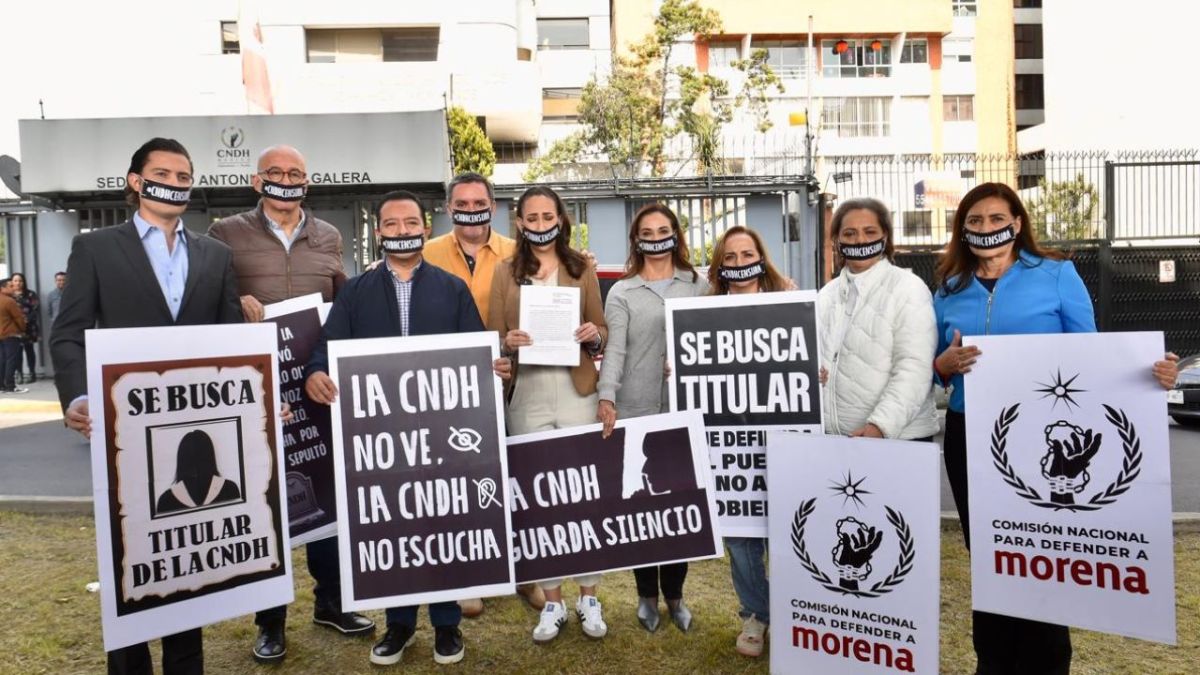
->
[990, 371, 1142, 512]
[790, 473, 914, 598]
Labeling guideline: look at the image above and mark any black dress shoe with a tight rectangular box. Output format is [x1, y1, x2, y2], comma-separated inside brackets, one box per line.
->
[370, 624, 416, 666]
[433, 626, 464, 665]
[252, 622, 286, 663]
[313, 602, 376, 635]
[637, 596, 660, 632]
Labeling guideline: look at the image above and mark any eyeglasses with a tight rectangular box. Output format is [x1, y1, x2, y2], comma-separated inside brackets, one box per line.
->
[259, 168, 307, 183]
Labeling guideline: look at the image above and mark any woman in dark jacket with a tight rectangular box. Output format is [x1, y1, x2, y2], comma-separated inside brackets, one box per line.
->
[10, 273, 39, 383]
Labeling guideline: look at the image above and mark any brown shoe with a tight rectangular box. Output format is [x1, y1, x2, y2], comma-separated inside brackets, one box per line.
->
[459, 597, 484, 618]
[516, 583, 546, 610]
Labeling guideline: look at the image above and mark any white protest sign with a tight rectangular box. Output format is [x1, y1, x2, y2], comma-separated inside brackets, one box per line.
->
[768, 433, 941, 674]
[87, 324, 293, 651]
[665, 290, 823, 538]
[965, 332, 1175, 644]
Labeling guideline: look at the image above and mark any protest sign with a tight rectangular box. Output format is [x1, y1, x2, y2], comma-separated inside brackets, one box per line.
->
[965, 332, 1175, 643]
[329, 332, 514, 610]
[506, 410, 722, 583]
[264, 294, 337, 546]
[768, 433, 941, 674]
[87, 324, 292, 651]
[665, 291, 823, 537]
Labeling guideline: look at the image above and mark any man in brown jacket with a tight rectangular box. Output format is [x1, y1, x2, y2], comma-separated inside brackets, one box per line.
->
[0, 276, 28, 393]
[208, 144, 368, 664]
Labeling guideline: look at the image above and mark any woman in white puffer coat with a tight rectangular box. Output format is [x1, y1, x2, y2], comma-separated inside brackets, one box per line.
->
[817, 198, 939, 441]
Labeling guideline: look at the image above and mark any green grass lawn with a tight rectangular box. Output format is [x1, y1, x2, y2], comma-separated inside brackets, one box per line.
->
[0, 513, 1195, 674]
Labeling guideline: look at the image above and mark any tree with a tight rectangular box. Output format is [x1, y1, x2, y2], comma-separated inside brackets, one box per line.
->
[447, 105, 496, 178]
[523, 0, 782, 181]
[1027, 174, 1100, 241]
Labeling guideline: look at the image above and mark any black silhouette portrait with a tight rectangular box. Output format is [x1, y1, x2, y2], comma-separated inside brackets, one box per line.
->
[629, 427, 697, 497]
[155, 429, 243, 515]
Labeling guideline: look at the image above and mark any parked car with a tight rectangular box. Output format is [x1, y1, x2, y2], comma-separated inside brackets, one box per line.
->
[1168, 354, 1200, 427]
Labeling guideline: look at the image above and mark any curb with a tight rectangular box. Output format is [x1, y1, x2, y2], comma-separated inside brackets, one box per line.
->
[0, 496, 93, 515]
[0, 399, 61, 414]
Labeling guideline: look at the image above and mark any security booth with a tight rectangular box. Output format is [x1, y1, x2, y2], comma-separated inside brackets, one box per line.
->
[6, 110, 456, 376]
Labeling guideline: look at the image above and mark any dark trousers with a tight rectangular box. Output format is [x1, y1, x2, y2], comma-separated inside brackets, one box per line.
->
[385, 601, 461, 628]
[19, 338, 35, 376]
[0, 337, 20, 389]
[107, 629, 202, 675]
[633, 562, 688, 601]
[944, 411, 1072, 675]
[255, 536, 341, 626]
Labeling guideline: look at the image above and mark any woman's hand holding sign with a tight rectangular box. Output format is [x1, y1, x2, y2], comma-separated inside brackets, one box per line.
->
[936, 329, 981, 375]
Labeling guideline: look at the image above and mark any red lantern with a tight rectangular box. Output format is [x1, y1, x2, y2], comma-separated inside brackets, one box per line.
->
[870, 39, 883, 51]
[833, 39, 849, 54]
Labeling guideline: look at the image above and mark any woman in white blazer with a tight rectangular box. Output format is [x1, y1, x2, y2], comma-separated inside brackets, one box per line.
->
[817, 198, 939, 441]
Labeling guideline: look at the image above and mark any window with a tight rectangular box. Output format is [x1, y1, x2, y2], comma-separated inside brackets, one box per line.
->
[707, 40, 740, 70]
[220, 21, 240, 55]
[822, 97, 891, 137]
[821, 39, 891, 78]
[943, 38, 974, 63]
[494, 142, 538, 163]
[1014, 24, 1043, 59]
[382, 28, 440, 61]
[899, 39, 928, 64]
[543, 88, 582, 120]
[902, 211, 933, 238]
[537, 18, 589, 50]
[305, 28, 440, 63]
[543, 87, 583, 99]
[952, 1, 978, 16]
[1015, 73, 1044, 109]
[944, 209, 957, 231]
[749, 39, 807, 78]
[943, 95, 974, 121]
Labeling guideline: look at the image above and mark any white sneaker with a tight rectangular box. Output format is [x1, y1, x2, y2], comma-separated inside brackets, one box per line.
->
[576, 595, 607, 639]
[736, 614, 767, 657]
[532, 601, 567, 644]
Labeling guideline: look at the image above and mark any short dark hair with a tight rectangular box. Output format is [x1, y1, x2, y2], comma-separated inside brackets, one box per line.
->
[125, 138, 193, 206]
[446, 172, 494, 204]
[55, 271, 66, 278]
[375, 190, 427, 225]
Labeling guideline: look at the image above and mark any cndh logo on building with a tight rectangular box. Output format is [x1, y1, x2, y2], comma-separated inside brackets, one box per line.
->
[217, 126, 251, 166]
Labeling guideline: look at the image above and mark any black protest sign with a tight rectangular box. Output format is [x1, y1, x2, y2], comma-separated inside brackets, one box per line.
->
[331, 335, 513, 609]
[268, 299, 337, 545]
[507, 412, 722, 583]
[666, 292, 822, 428]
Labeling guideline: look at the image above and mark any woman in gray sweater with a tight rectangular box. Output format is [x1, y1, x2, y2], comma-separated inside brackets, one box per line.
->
[596, 203, 709, 633]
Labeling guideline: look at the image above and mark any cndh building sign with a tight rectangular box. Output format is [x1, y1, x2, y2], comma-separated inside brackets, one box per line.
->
[18, 110, 451, 196]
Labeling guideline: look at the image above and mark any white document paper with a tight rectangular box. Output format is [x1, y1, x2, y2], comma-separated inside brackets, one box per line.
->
[519, 285, 581, 366]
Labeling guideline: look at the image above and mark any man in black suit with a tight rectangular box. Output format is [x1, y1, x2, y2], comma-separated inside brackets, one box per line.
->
[304, 190, 510, 667]
[51, 137, 243, 675]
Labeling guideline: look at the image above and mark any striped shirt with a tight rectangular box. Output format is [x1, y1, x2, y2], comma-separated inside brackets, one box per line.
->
[387, 261, 421, 336]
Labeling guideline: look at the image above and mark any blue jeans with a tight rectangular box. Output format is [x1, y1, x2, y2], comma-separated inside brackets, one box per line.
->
[726, 537, 769, 624]
[385, 601, 461, 628]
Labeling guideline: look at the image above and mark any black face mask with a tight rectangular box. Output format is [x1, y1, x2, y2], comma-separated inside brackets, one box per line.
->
[139, 177, 191, 206]
[380, 234, 424, 255]
[638, 236, 677, 255]
[719, 261, 766, 282]
[451, 208, 492, 226]
[839, 238, 887, 261]
[260, 179, 305, 202]
[963, 224, 1016, 249]
[523, 225, 560, 246]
